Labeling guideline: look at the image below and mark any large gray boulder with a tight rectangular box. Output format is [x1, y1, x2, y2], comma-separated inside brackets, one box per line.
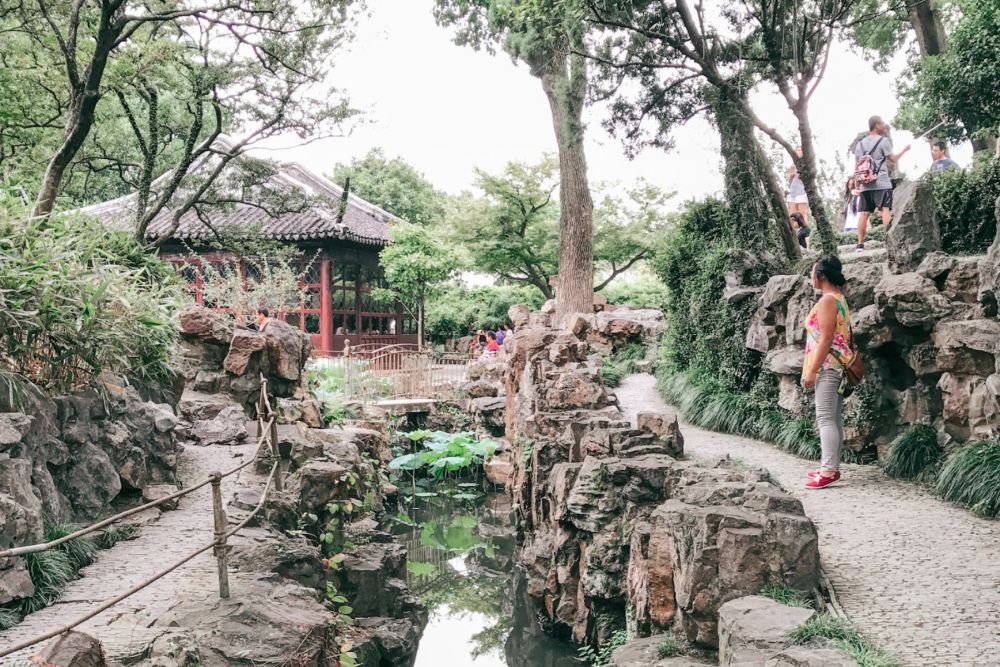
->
[191, 405, 248, 446]
[875, 273, 952, 329]
[887, 180, 941, 274]
[931, 319, 1000, 377]
[609, 636, 713, 667]
[36, 631, 109, 667]
[718, 596, 815, 666]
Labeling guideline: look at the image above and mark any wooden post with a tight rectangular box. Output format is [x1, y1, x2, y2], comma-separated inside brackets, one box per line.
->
[320, 257, 333, 354]
[209, 472, 230, 599]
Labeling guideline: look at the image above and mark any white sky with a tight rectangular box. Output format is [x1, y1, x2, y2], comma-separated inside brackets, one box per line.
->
[273, 0, 972, 205]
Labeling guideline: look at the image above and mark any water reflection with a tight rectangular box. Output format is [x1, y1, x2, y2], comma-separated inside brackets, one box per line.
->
[386, 485, 580, 666]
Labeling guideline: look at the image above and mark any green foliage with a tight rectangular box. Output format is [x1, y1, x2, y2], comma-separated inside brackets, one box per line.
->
[650, 199, 769, 394]
[759, 584, 812, 608]
[659, 372, 821, 461]
[655, 637, 680, 658]
[0, 607, 22, 631]
[895, 0, 1000, 145]
[790, 614, 900, 667]
[331, 148, 446, 226]
[19, 550, 74, 614]
[601, 273, 669, 312]
[936, 441, 1000, 517]
[43, 524, 99, 572]
[425, 283, 545, 342]
[883, 426, 941, 481]
[577, 629, 629, 666]
[99, 524, 141, 549]
[599, 343, 647, 388]
[925, 157, 1000, 255]
[0, 212, 181, 391]
[389, 431, 497, 479]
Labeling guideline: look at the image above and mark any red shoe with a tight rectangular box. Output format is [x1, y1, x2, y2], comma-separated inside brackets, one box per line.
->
[805, 473, 841, 489]
[806, 469, 840, 481]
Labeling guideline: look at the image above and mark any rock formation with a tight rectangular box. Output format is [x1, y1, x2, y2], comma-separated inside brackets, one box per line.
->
[503, 306, 820, 651]
[748, 194, 1000, 456]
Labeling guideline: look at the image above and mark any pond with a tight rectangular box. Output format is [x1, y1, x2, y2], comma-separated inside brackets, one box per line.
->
[386, 482, 582, 667]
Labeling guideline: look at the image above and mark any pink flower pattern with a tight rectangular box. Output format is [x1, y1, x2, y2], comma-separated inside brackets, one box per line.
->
[803, 297, 852, 374]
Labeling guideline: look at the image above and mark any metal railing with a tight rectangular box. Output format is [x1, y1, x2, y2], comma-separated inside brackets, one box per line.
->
[312, 344, 469, 403]
[0, 378, 285, 659]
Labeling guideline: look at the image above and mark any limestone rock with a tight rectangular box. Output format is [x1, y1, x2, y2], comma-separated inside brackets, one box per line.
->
[192, 405, 248, 446]
[718, 596, 815, 666]
[765, 646, 859, 666]
[223, 328, 266, 375]
[36, 631, 108, 667]
[761, 274, 803, 310]
[177, 305, 234, 345]
[465, 379, 499, 399]
[937, 373, 984, 441]
[842, 261, 887, 310]
[887, 180, 941, 273]
[0, 413, 32, 451]
[917, 250, 956, 283]
[875, 273, 952, 329]
[609, 635, 712, 667]
[977, 197, 1000, 316]
[636, 411, 685, 457]
[509, 303, 532, 328]
[263, 318, 311, 381]
[485, 450, 515, 485]
[276, 397, 324, 428]
[969, 374, 1000, 441]
[177, 390, 238, 422]
[944, 258, 982, 305]
[142, 484, 180, 511]
[57, 443, 122, 518]
[766, 349, 804, 376]
[931, 319, 1000, 376]
[230, 530, 324, 591]
[353, 616, 426, 667]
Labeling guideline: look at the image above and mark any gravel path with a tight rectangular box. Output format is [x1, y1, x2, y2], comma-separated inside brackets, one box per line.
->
[616, 373, 1000, 667]
[0, 438, 263, 664]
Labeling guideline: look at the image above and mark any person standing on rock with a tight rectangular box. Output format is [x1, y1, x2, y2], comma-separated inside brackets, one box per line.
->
[801, 256, 852, 490]
[929, 140, 958, 172]
[853, 116, 911, 249]
[786, 146, 809, 226]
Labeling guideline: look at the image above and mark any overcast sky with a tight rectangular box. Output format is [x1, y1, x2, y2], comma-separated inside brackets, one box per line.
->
[274, 0, 970, 205]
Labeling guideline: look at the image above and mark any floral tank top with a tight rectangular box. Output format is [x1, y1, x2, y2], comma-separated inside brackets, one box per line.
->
[803, 294, 852, 375]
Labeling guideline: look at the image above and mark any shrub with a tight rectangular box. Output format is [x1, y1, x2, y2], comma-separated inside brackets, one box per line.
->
[882, 426, 940, 480]
[790, 614, 899, 667]
[599, 343, 647, 388]
[425, 283, 545, 343]
[577, 628, 628, 666]
[0, 212, 182, 392]
[601, 273, 669, 312]
[936, 440, 1000, 517]
[926, 156, 1000, 255]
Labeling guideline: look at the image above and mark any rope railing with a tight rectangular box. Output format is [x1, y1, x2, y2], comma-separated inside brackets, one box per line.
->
[0, 377, 286, 659]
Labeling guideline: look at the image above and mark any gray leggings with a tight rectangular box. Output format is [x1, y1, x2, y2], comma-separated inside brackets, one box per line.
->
[815, 368, 844, 471]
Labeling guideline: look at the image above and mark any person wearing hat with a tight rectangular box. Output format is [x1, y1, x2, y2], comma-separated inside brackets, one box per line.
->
[853, 115, 911, 249]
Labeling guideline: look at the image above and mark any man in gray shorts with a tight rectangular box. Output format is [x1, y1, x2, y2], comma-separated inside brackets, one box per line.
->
[853, 115, 911, 248]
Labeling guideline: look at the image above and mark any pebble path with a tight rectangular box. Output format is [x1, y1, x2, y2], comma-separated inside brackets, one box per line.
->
[616, 373, 1000, 667]
[0, 437, 264, 664]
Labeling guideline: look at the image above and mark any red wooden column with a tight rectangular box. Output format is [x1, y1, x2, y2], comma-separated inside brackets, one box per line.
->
[319, 257, 333, 353]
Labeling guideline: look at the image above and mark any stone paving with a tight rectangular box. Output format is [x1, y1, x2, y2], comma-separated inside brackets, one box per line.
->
[616, 373, 1000, 667]
[0, 439, 264, 664]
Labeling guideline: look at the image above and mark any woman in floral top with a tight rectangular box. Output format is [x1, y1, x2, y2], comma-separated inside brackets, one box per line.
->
[802, 256, 852, 489]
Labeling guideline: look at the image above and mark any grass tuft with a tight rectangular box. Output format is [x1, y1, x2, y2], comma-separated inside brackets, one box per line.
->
[600, 343, 647, 388]
[790, 614, 899, 667]
[655, 637, 679, 658]
[20, 549, 75, 614]
[99, 523, 141, 549]
[43, 523, 99, 570]
[0, 607, 21, 630]
[882, 425, 940, 481]
[759, 584, 811, 608]
[935, 441, 1000, 517]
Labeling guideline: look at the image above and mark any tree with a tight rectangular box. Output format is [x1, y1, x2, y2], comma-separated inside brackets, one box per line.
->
[376, 223, 457, 348]
[0, 1, 358, 224]
[434, 0, 596, 316]
[586, 0, 850, 255]
[895, 0, 1000, 149]
[445, 157, 667, 299]
[331, 148, 446, 226]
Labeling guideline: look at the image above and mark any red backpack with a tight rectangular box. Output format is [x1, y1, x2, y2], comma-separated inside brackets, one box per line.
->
[854, 136, 886, 185]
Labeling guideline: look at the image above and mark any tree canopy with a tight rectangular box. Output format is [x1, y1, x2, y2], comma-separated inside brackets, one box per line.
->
[331, 148, 446, 226]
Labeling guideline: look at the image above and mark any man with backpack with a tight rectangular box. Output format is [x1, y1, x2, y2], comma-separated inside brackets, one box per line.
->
[853, 115, 911, 249]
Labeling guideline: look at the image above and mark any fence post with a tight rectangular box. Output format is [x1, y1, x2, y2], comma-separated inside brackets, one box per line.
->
[209, 471, 230, 599]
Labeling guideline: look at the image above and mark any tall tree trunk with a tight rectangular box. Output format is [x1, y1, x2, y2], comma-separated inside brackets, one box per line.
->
[540, 52, 594, 317]
[907, 0, 947, 57]
[753, 140, 799, 261]
[792, 105, 838, 255]
[713, 87, 792, 263]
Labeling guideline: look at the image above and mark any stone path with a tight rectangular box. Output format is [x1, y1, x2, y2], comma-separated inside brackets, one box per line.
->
[0, 439, 264, 664]
[615, 373, 1000, 667]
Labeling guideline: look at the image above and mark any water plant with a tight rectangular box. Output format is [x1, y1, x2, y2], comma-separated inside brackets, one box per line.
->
[882, 425, 940, 481]
[936, 440, 1000, 517]
[389, 431, 497, 479]
[789, 614, 899, 667]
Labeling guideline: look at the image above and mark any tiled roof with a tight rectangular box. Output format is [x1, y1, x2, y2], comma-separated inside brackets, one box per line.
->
[76, 141, 397, 246]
